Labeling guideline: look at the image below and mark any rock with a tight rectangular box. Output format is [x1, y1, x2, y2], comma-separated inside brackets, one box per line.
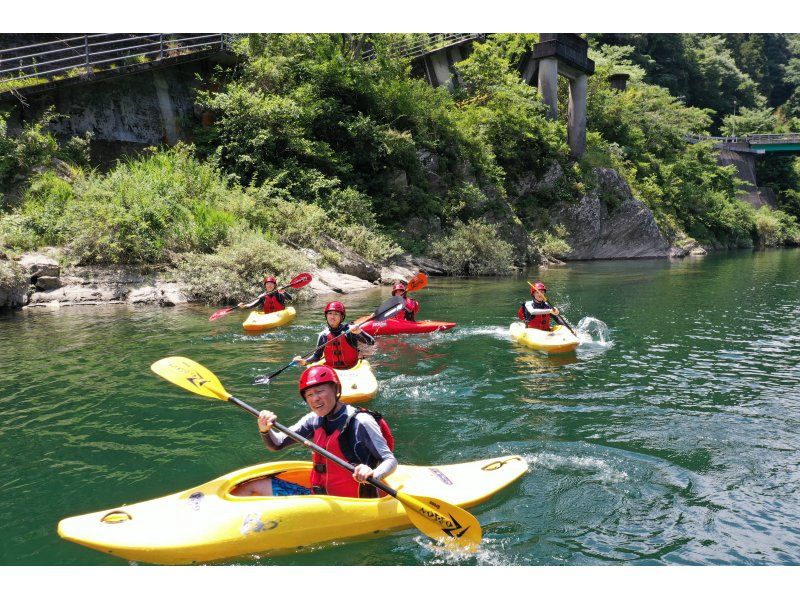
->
[409, 256, 448, 276]
[309, 269, 377, 295]
[318, 233, 381, 282]
[553, 168, 671, 260]
[18, 253, 60, 279]
[35, 276, 62, 291]
[379, 264, 416, 285]
[128, 286, 160, 304]
[158, 283, 187, 307]
[29, 284, 129, 305]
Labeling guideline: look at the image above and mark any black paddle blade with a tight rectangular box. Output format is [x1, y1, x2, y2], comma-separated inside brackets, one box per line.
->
[373, 295, 405, 321]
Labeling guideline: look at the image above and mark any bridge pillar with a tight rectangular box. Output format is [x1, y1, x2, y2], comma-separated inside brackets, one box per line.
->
[529, 34, 595, 159]
[567, 73, 587, 159]
[536, 57, 559, 120]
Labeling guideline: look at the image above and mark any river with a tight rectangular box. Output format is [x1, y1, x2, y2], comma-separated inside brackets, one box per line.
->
[1, 249, 799, 565]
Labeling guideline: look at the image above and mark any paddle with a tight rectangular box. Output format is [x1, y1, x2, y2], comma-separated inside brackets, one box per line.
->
[150, 356, 482, 552]
[253, 295, 405, 386]
[405, 272, 428, 293]
[209, 273, 313, 321]
[527, 281, 577, 336]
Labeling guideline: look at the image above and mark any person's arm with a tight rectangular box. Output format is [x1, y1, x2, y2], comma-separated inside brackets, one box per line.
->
[240, 292, 265, 309]
[280, 290, 293, 303]
[352, 415, 397, 481]
[348, 330, 374, 346]
[260, 412, 317, 450]
[518, 305, 527, 321]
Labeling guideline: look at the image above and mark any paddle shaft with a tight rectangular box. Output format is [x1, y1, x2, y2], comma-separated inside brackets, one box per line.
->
[226, 395, 397, 498]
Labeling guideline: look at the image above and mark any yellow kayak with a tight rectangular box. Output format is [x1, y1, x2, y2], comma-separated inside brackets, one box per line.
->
[58, 455, 528, 564]
[509, 321, 580, 354]
[242, 307, 296, 332]
[310, 359, 378, 404]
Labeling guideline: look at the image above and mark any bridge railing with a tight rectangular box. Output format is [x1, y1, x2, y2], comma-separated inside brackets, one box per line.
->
[687, 133, 800, 145]
[0, 34, 233, 91]
[362, 33, 485, 61]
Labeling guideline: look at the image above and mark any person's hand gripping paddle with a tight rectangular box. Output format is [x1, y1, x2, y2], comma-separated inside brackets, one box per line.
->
[150, 355, 482, 552]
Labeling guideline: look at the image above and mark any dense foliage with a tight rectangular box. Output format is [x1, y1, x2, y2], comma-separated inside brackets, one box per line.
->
[2, 33, 800, 283]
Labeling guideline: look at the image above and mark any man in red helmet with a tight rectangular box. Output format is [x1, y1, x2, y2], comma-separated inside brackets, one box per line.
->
[518, 281, 560, 331]
[389, 281, 420, 322]
[293, 301, 374, 369]
[237, 275, 292, 314]
[235, 365, 397, 498]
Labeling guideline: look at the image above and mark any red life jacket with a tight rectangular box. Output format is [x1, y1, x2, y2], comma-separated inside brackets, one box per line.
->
[519, 303, 551, 331]
[309, 408, 395, 498]
[323, 330, 360, 369]
[261, 292, 284, 314]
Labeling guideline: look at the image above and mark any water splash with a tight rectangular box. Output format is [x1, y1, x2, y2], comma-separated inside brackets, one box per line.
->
[576, 316, 612, 347]
[414, 535, 517, 566]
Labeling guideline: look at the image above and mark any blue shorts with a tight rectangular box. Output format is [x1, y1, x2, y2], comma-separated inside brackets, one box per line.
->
[272, 478, 311, 496]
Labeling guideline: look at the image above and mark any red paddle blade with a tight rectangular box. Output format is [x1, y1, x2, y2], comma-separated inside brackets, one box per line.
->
[406, 272, 428, 293]
[209, 307, 234, 321]
[288, 272, 313, 289]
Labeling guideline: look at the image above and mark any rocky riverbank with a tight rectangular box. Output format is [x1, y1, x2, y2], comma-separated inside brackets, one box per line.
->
[0, 248, 443, 310]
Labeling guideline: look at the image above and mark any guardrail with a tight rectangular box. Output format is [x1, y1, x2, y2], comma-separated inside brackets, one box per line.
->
[0, 34, 235, 90]
[687, 133, 800, 144]
[362, 33, 485, 61]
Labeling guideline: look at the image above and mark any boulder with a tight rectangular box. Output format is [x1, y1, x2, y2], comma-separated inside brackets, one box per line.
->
[318, 233, 381, 282]
[128, 286, 160, 304]
[379, 264, 417, 285]
[18, 253, 60, 279]
[158, 283, 188, 307]
[553, 168, 671, 260]
[309, 269, 376, 295]
[35, 276, 62, 291]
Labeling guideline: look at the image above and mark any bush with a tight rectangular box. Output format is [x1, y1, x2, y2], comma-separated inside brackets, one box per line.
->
[8, 146, 239, 264]
[535, 225, 572, 259]
[429, 219, 514, 275]
[753, 206, 800, 247]
[176, 230, 310, 304]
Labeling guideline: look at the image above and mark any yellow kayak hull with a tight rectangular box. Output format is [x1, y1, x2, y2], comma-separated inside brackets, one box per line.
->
[310, 359, 378, 404]
[57, 456, 528, 564]
[242, 307, 296, 332]
[509, 322, 580, 354]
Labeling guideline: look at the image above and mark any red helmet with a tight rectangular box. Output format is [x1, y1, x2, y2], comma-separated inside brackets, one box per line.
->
[391, 282, 407, 296]
[263, 276, 277, 285]
[530, 281, 547, 296]
[299, 365, 341, 398]
[324, 301, 346, 317]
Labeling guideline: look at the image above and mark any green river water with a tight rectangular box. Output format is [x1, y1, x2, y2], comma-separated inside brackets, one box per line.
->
[2, 249, 799, 566]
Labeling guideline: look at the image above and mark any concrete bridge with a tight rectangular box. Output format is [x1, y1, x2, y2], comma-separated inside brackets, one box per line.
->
[687, 134, 800, 155]
[687, 134, 800, 209]
[1, 33, 593, 158]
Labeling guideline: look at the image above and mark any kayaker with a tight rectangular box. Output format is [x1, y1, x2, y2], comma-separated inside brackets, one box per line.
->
[389, 281, 419, 322]
[237, 276, 292, 314]
[518, 281, 560, 331]
[237, 365, 398, 498]
[294, 301, 374, 369]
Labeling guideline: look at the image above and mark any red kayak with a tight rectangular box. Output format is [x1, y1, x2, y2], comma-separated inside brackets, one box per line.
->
[360, 319, 457, 336]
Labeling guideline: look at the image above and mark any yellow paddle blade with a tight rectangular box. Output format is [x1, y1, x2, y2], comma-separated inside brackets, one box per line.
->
[150, 356, 231, 401]
[396, 492, 482, 552]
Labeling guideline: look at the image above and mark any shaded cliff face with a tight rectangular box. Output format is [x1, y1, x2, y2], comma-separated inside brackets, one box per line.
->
[553, 168, 673, 260]
[717, 150, 778, 209]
